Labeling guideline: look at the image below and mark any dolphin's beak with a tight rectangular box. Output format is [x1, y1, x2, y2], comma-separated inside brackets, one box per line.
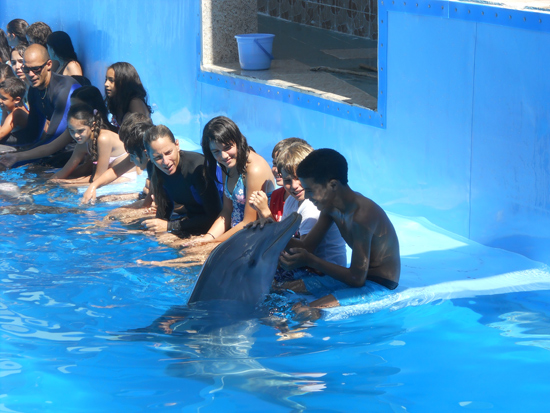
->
[260, 212, 302, 258]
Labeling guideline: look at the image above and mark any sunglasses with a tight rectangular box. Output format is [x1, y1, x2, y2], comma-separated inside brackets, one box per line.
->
[21, 60, 49, 74]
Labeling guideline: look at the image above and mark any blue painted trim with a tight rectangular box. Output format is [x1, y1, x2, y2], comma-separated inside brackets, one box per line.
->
[197, 6, 385, 128]
[381, 0, 550, 32]
[198, 71, 382, 125]
[198, 0, 550, 130]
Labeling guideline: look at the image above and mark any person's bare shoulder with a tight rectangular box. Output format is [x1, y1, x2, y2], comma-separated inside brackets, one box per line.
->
[96, 131, 112, 144]
[353, 192, 381, 226]
[64, 61, 83, 76]
[100, 128, 121, 142]
[246, 156, 263, 175]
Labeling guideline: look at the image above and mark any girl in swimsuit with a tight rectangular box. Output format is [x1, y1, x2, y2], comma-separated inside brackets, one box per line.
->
[49, 103, 134, 190]
[104, 62, 151, 130]
[201, 116, 275, 243]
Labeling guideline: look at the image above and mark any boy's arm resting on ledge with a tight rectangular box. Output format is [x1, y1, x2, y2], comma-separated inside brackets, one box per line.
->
[285, 211, 333, 252]
[280, 221, 371, 288]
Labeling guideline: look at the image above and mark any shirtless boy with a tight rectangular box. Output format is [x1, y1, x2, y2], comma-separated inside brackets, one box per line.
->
[278, 148, 401, 309]
[0, 77, 28, 142]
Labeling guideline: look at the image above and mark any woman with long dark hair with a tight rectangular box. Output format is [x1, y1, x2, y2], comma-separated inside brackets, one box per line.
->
[0, 30, 11, 64]
[6, 19, 28, 47]
[104, 62, 151, 129]
[46, 31, 83, 77]
[201, 116, 275, 243]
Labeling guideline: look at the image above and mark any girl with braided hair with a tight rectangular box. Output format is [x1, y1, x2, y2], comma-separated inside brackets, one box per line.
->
[50, 103, 132, 189]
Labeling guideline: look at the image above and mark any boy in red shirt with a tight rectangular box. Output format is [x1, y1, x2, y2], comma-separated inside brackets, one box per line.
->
[249, 137, 308, 221]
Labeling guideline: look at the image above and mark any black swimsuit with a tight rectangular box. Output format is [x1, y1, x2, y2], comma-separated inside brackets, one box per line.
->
[154, 151, 223, 233]
[13, 72, 80, 147]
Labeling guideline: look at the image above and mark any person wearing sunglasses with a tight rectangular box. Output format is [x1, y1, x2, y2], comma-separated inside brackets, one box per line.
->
[3, 44, 79, 153]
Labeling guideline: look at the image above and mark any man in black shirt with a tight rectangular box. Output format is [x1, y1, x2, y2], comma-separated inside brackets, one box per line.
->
[10, 44, 79, 148]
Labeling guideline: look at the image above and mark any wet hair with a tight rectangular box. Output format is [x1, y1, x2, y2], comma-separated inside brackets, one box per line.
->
[272, 137, 308, 159]
[201, 116, 250, 182]
[71, 86, 115, 131]
[0, 63, 16, 83]
[296, 148, 349, 186]
[0, 29, 11, 64]
[119, 112, 153, 156]
[143, 124, 178, 216]
[106, 62, 152, 122]
[46, 31, 78, 63]
[143, 124, 175, 148]
[0, 77, 26, 100]
[67, 103, 108, 182]
[26, 22, 52, 46]
[276, 142, 314, 177]
[7, 19, 29, 45]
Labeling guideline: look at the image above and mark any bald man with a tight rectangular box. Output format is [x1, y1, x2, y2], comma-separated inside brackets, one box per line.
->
[8, 44, 79, 148]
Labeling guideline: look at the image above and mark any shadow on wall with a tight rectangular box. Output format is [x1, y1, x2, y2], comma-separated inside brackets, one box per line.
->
[77, 29, 112, 88]
[489, 235, 550, 266]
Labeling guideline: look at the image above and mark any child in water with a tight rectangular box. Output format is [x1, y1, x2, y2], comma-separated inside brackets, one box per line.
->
[274, 142, 347, 282]
[201, 116, 275, 243]
[80, 112, 152, 204]
[0, 77, 28, 142]
[278, 149, 401, 311]
[249, 137, 308, 222]
[49, 103, 134, 190]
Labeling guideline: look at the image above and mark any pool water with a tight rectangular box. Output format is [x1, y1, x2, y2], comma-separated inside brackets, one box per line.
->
[1, 167, 550, 412]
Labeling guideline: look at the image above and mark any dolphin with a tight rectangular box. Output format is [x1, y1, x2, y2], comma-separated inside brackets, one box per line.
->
[188, 212, 302, 307]
[0, 180, 33, 204]
[117, 213, 316, 409]
[0, 144, 16, 154]
[119, 300, 320, 411]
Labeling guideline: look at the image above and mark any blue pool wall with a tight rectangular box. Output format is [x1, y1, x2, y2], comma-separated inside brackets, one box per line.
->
[2, 1, 549, 264]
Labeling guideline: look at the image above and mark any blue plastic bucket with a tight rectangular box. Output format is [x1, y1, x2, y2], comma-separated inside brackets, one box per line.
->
[235, 33, 275, 70]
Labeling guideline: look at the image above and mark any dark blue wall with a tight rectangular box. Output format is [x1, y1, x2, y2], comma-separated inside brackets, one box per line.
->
[2, 0, 549, 263]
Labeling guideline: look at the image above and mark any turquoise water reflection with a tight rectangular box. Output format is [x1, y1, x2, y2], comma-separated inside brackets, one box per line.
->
[1, 168, 550, 412]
